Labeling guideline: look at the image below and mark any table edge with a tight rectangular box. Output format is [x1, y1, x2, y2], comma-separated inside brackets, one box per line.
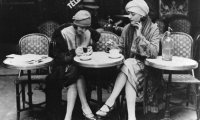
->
[74, 60, 123, 68]
[145, 60, 198, 71]
[3, 60, 53, 70]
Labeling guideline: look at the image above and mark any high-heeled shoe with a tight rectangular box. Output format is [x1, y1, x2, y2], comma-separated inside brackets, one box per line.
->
[83, 112, 96, 120]
[96, 104, 114, 118]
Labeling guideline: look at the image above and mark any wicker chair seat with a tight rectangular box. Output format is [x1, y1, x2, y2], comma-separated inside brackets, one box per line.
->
[163, 74, 200, 83]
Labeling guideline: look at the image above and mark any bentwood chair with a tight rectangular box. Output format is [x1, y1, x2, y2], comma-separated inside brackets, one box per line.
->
[15, 33, 50, 120]
[163, 32, 200, 120]
[95, 31, 121, 52]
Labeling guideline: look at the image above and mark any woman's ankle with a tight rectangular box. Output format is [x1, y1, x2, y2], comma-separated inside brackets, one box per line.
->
[105, 99, 115, 107]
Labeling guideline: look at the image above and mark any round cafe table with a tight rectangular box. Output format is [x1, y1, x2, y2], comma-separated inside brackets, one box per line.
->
[74, 51, 124, 105]
[74, 51, 124, 68]
[3, 54, 53, 120]
[145, 56, 198, 120]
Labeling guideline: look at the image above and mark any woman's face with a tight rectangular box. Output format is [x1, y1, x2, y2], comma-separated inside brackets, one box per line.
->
[128, 11, 143, 26]
[76, 26, 87, 35]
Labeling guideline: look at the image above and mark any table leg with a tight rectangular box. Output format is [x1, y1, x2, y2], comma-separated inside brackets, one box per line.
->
[27, 70, 33, 107]
[161, 72, 172, 120]
[96, 70, 103, 106]
[97, 82, 102, 106]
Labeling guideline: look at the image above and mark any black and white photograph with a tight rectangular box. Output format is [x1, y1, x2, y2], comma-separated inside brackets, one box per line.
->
[0, 0, 200, 120]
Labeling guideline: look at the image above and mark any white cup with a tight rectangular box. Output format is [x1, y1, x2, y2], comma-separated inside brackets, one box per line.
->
[109, 49, 120, 56]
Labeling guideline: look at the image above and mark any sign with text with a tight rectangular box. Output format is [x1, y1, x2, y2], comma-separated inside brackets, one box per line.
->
[67, 0, 81, 9]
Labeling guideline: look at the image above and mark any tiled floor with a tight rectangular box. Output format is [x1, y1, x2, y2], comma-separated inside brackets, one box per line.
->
[0, 42, 198, 120]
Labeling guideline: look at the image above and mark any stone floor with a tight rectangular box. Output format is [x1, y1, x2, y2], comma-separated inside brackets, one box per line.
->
[0, 72, 198, 120]
[0, 42, 198, 120]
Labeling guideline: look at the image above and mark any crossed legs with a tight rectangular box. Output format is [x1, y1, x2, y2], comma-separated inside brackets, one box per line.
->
[96, 71, 137, 120]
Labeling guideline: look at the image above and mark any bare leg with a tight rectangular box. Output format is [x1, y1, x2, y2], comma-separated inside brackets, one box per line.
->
[64, 83, 77, 120]
[77, 76, 93, 117]
[125, 81, 137, 120]
[96, 72, 127, 115]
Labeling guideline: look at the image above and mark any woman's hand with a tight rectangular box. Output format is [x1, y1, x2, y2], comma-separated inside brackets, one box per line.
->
[86, 46, 93, 55]
[75, 47, 84, 56]
[133, 22, 142, 37]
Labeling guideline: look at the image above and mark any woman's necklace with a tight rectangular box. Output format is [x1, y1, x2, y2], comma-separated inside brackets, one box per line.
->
[75, 34, 86, 48]
[75, 35, 78, 48]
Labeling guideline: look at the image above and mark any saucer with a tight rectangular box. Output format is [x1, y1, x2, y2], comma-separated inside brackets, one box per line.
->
[80, 55, 92, 61]
[6, 54, 21, 58]
[108, 54, 122, 59]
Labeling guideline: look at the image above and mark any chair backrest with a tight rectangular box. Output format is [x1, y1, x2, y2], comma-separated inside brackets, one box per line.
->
[96, 31, 121, 51]
[38, 21, 60, 39]
[168, 17, 191, 34]
[19, 33, 50, 55]
[170, 32, 193, 58]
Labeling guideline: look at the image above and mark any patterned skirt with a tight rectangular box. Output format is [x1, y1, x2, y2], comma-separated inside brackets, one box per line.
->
[121, 58, 165, 113]
[121, 58, 146, 101]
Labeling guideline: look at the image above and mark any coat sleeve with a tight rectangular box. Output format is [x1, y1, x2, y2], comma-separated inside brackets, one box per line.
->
[134, 24, 160, 58]
[52, 28, 75, 65]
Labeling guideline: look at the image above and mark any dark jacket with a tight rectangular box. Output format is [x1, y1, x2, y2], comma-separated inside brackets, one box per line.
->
[49, 23, 100, 85]
[45, 24, 100, 120]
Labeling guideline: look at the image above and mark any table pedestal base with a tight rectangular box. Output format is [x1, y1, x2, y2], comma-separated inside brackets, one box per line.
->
[162, 72, 172, 120]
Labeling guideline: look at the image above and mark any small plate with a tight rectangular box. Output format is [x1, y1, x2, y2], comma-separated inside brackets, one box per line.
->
[6, 54, 21, 58]
[80, 56, 92, 61]
[108, 54, 122, 59]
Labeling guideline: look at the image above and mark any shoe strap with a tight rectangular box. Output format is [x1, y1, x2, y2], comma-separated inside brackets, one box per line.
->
[83, 112, 95, 118]
[104, 103, 114, 111]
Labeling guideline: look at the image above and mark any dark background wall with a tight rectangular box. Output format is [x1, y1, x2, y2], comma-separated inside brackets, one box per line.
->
[0, 0, 200, 43]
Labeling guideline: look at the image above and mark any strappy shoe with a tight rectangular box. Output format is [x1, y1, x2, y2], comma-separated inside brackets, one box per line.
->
[83, 112, 96, 120]
[96, 104, 114, 118]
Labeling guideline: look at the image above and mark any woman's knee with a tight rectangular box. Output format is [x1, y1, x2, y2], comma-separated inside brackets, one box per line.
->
[125, 81, 137, 95]
[68, 83, 77, 90]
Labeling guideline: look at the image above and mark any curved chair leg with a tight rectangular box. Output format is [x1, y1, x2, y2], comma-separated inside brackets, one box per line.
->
[196, 84, 200, 120]
[186, 84, 191, 106]
[21, 83, 26, 109]
[16, 83, 21, 120]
